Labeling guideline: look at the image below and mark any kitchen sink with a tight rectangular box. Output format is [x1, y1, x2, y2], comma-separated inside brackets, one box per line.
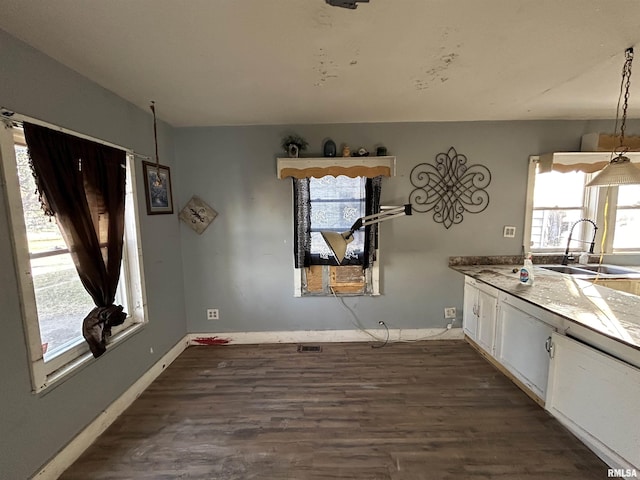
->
[540, 265, 592, 275]
[540, 264, 640, 278]
[571, 264, 639, 275]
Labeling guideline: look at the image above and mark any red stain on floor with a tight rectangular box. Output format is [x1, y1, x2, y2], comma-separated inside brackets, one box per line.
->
[192, 336, 231, 345]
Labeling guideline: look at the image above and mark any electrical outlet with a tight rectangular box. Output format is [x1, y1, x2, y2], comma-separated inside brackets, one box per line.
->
[444, 307, 456, 319]
[503, 225, 516, 238]
[207, 308, 219, 320]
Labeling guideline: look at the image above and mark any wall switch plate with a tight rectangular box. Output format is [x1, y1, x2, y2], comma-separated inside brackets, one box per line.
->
[444, 307, 456, 319]
[207, 308, 219, 320]
[503, 225, 516, 238]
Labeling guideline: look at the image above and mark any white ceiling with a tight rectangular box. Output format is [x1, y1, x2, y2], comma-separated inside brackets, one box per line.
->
[2, 0, 640, 127]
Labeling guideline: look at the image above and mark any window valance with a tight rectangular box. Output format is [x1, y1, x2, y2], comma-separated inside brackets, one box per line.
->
[537, 133, 640, 174]
[277, 156, 396, 179]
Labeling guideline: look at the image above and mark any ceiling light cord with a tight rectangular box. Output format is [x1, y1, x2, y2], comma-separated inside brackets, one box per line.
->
[615, 47, 634, 156]
[586, 47, 640, 186]
[149, 101, 162, 186]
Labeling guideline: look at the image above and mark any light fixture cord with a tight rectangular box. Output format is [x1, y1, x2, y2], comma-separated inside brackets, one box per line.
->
[150, 101, 162, 186]
[615, 48, 634, 154]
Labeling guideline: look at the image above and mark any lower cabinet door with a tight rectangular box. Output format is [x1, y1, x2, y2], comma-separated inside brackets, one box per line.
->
[476, 289, 498, 355]
[463, 280, 478, 340]
[496, 301, 553, 400]
[546, 333, 640, 470]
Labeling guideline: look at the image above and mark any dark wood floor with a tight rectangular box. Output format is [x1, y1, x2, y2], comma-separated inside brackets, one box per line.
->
[60, 341, 607, 479]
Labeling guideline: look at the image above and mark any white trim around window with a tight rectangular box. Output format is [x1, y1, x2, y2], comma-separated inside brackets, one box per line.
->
[0, 117, 148, 393]
[525, 155, 640, 254]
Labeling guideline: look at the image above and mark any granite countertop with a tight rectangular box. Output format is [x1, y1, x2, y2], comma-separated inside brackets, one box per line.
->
[450, 258, 640, 352]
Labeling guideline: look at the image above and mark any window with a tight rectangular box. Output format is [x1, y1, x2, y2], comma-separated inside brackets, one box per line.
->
[613, 184, 640, 250]
[310, 176, 367, 263]
[530, 170, 587, 250]
[293, 175, 381, 296]
[525, 156, 640, 253]
[0, 121, 146, 392]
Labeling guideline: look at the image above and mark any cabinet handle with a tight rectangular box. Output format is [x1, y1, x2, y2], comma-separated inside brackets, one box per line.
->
[545, 336, 555, 358]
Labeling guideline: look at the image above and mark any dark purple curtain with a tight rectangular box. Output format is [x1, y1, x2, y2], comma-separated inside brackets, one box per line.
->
[23, 123, 127, 357]
[364, 176, 381, 269]
[293, 178, 311, 268]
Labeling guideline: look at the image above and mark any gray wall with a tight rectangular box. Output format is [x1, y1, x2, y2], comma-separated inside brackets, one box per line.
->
[174, 119, 632, 334]
[0, 30, 186, 479]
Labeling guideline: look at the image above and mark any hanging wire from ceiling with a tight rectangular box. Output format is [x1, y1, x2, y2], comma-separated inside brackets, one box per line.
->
[615, 47, 633, 155]
[586, 47, 640, 187]
[149, 100, 163, 187]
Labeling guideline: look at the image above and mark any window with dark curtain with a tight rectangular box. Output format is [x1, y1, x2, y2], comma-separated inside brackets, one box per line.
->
[23, 123, 127, 357]
[293, 175, 381, 268]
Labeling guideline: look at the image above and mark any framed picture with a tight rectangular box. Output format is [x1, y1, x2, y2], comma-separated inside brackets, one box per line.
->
[142, 161, 173, 215]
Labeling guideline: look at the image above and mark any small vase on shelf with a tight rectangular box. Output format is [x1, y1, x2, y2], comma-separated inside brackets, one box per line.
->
[323, 139, 337, 157]
[288, 144, 299, 158]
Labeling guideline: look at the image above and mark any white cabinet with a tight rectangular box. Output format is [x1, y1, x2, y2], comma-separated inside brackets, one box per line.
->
[463, 276, 558, 402]
[546, 333, 640, 471]
[461, 272, 639, 470]
[495, 296, 555, 401]
[477, 288, 498, 354]
[463, 277, 498, 355]
[463, 278, 478, 339]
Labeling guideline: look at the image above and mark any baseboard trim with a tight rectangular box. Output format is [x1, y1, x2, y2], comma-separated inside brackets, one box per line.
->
[33, 335, 190, 480]
[189, 327, 464, 346]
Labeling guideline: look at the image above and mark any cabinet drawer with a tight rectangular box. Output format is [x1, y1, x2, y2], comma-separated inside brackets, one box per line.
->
[497, 291, 561, 329]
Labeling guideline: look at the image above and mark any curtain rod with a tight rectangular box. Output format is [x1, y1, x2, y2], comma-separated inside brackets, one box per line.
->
[1, 107, 151, 160]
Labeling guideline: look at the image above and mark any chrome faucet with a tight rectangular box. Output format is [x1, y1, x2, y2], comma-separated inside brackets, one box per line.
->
[561, 219, 598, 265]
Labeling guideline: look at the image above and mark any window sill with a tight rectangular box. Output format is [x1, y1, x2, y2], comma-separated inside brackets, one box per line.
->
[300, 292, 380, 297]
[35, 322, 146, 395]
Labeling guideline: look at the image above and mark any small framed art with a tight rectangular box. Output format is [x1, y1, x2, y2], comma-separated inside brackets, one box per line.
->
[179, 196, 218, 234]
[142, 161, 173, 215]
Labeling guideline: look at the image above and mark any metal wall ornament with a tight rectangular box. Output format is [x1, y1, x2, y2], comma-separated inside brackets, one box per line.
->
[409, 147, 491, 229]
[179, 195, 218, 234]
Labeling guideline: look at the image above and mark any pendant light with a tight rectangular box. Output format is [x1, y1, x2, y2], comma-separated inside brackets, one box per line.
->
[587, 47, 640, 187]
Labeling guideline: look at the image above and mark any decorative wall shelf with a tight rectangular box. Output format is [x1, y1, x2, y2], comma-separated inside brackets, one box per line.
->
[277, 156, 396, 179]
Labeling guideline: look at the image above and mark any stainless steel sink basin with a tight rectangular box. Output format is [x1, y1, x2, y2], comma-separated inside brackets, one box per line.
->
[540, 265, 591, 275]
[540, 264, 640, 278]
[572, 264, 639, 275]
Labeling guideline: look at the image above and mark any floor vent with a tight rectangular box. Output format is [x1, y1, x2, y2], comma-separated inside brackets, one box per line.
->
[297, 345, 322, 353]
